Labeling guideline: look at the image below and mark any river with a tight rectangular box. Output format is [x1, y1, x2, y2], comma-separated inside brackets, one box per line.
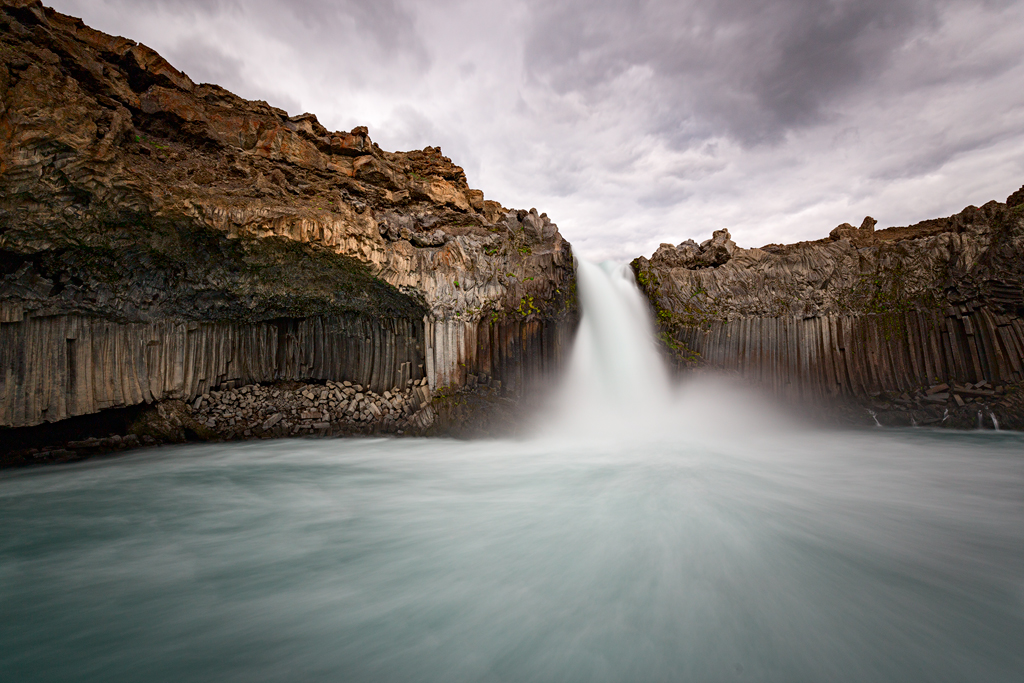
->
[2, 262, 1022, 682]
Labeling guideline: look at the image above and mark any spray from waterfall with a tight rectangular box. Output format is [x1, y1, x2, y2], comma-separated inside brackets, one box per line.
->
[539, 259, 793, 440]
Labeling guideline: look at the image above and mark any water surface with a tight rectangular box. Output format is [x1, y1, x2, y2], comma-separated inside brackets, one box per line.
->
[2, 427, 1022, 682]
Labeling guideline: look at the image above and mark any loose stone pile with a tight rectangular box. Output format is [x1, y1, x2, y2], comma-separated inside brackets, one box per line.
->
[861, 378, 1022, 428]
[190, 378, 435, 438]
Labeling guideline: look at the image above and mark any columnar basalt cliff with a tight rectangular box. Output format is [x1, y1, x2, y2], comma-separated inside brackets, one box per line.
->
[633, 186, 1024, 428]
[0, 0, 576, 439]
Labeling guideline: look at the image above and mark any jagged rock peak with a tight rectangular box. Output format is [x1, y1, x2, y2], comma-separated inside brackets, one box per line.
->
[651, 228, 737, 269]
[829, 216, 878, 245]
[1007, 184, 1024, 209]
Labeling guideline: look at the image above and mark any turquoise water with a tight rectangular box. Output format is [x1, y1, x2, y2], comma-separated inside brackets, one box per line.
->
[2, 428, 1023, 682]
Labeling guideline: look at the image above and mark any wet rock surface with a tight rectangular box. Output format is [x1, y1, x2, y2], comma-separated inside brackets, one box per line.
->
[809, 379, 1024, 431]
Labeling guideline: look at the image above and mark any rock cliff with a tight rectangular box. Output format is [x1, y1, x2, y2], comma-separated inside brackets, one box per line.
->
[633, 186, 1024, 428]
[0, 0, 576, 438]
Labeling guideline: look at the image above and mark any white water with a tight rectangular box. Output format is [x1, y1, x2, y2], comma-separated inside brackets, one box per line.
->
[2, 260, 1024, 682]
[543, 260, 670, 437]
[540, 259, 796, 445]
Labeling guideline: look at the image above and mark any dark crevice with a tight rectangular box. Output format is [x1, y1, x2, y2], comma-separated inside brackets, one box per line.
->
[0, 403, 148, 457]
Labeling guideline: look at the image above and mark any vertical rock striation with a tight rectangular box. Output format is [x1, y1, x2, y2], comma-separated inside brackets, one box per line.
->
[0, 0, 577, 433]
[0, 315, 427, 428]
[633, 188, 1024, 423]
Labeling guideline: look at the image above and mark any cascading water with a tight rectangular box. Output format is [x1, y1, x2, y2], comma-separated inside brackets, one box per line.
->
[547, 260, 671, 436]
[541, 259, 800, 442]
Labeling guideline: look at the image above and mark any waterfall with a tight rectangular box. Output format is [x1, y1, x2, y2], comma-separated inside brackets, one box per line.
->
[540, 258, 792, 440]
[990, 412, 1000, 430]
[544, 260, 669, 437]
[569, 260, 668, 400]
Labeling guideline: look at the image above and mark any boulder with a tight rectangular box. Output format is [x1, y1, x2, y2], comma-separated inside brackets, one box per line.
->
[330, 126, 372, 156]
[696, 229, 736, 267]
[651, 230, 735, 269]
[410, 229, 447, 248]
[829, 216, 878, 245]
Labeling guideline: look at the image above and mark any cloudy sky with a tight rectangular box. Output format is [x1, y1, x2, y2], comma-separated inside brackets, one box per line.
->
[48, 0, 1024, 261]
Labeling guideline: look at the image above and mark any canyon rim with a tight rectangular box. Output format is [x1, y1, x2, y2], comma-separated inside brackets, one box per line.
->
[2, 0, 1024, 465]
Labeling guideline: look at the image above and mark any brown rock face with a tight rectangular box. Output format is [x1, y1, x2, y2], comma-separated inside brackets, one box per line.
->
[633, 187, 1024, 427]
[0, 1, 577, 431]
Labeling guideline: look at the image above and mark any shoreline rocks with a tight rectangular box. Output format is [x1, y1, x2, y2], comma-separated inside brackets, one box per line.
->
[0, 372, 528, 468]
[812, 378, 1024, 431]
[1, 378, 465, 468]
[185, 378, 437, 439]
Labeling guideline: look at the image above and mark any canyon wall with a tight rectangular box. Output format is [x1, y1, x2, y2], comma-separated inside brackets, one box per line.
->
[633, 187, 1024, 420]
[0, 314, 424, 427]
[0, 0, 576, 430]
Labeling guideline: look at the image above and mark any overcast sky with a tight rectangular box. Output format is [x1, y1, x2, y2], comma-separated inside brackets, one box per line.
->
[48, 0, 1024, 261]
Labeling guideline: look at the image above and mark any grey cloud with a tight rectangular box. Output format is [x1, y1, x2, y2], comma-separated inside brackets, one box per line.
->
[523, 0, 964, 145]
[246, 0, 420, 52]
[56, 0, 428, 68]
[161, 39, 303, 114]
[637, 187, 692, 210]
[871, 127, 1024, 183]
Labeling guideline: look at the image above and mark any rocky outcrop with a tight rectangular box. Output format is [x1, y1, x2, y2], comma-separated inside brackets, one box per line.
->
[650, 228, 737, 269]
[828, 216, 877, 246]
[633, 187, 1024, 427]
[0, 373, 526, 466]
[0, 0, 576, 435]
[182, 378, 439, 438]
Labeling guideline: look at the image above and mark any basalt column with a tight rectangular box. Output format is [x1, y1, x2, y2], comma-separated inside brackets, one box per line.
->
[633, 190, 1024, 404]
[0, 313, 426, 429]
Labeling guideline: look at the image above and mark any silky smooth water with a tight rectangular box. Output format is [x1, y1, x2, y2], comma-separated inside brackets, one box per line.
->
[2, 263, 1023, 682]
